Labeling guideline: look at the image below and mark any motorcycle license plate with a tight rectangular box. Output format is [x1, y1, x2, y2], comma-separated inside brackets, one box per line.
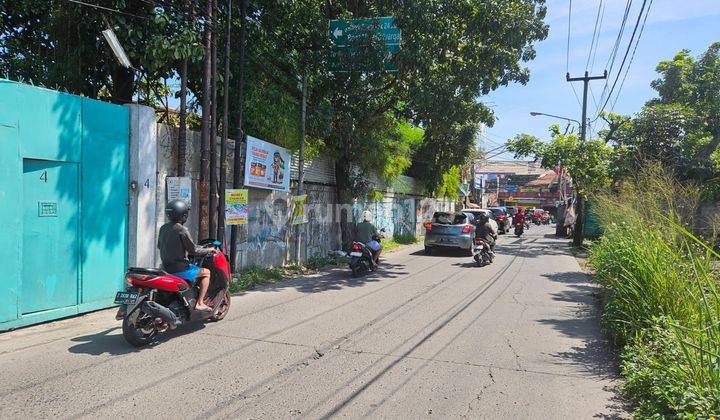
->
[114, 291, 138, 305]
[350, 252, 363, 257]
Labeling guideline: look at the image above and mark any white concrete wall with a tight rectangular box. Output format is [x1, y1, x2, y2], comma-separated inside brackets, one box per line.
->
[126, 104, 158, 268]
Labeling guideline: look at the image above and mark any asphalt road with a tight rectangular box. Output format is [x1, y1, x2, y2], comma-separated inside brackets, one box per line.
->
[0, 226, 625, 419]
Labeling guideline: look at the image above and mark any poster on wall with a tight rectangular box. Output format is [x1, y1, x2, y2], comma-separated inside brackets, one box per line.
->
[473, 173, 484, 189]
[167, 177, 191, 204]
[243, 136, 291, 192]
[225, 189, 249, 225]
[291, 195, 308, 225]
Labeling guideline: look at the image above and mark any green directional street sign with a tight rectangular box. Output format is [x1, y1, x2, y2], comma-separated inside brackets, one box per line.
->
[329, 16, 401, 47]
[328, 44, 400, 72]
[328, 16, 401, 73]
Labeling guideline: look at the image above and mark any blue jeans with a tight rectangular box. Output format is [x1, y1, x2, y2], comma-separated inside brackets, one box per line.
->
[173, 263, 201, 282]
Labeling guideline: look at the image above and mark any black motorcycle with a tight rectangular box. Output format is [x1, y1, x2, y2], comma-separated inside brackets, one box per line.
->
[472, 238, 494, 267]
[349, 229, 385, 277]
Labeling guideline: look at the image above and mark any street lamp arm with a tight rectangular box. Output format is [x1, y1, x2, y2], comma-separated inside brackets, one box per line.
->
[529, 112, 581, 127]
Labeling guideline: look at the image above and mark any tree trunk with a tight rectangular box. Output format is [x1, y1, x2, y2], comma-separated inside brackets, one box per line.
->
[694, 129, 720, 164]
[229, 0, 248, 271]
[573, 194, 586, 247]
[218, 0, 232, 242]
[209, 12, 219, 239]
[198, 0, 213, 240]
[110, 66, 134, 104]
[334, 160, 354, 250]
[178, 59, 188, 176]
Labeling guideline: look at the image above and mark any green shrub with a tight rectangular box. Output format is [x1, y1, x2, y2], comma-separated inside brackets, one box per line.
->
[306, 254, 349, 271]
[588, 165, 720, 417]
[230, 266, 284, 293]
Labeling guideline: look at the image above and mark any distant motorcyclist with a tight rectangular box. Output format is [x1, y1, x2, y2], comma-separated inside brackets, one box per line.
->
[475, 212, 498, 254]
[356, 210, 382, 266]
[513, 208, 526, 227]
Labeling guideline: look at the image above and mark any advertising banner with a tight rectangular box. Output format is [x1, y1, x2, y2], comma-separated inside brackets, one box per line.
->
[473, 173, 484, 189]
[244, 136, 291, 192]
[167, 177, 191, 204]
[225, 189, 249, 225]
[291, 195, 308, 225]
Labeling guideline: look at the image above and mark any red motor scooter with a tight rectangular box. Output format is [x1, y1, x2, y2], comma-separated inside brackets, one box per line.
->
[115, 240, 231, 347]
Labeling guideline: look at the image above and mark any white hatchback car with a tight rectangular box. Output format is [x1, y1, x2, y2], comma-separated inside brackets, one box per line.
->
[462, 209, 499, 233]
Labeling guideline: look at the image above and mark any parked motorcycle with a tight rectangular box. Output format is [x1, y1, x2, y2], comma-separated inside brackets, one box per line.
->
[115, 240, 231, 347]
[514, 222, 524, 237]
[349, 229, 385, 277]
[472, 238, 494, 267]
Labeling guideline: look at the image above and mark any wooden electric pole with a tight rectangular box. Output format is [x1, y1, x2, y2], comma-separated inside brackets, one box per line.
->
[198, 0, 214, 239]
[230, 0, 248, 271]
[566, 70, 607, 246]
[218, 0, 232, 242]
[295, 74, 307, 265]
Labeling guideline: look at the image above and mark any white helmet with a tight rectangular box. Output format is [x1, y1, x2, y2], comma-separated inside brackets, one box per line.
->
[361, 210, 373, 223]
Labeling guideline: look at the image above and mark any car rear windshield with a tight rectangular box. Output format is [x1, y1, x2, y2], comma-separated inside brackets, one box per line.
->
[489, 208, 504, 216]
[432, 212, 467, 225]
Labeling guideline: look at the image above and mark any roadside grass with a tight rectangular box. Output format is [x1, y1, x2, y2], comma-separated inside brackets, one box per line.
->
[588, 165, 720, 417]
[228, 254, 350, 294]
[381, 233, 420, 253]
[228, 235, 418, 294]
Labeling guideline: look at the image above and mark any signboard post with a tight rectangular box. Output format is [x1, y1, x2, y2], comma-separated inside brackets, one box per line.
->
[243, 136, 291, 192]
[328, 16, 401, 72]
[225, 189, 249, 225]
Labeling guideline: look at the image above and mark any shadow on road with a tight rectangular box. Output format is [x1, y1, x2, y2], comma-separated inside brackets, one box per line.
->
[409, 248, 468, 258]
[250, 262, 411, 295]
[537, 270, 629, 418]
[68, 323, 207, 356]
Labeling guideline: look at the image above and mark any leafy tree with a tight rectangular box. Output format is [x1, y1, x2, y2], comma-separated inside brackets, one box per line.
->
[0, 0, 202, 103]
[650, 42, 720, 164]
[507, 125, 612, 245]
[232, 0, 548, 244]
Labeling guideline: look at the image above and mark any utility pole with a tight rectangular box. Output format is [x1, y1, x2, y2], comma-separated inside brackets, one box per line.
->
[209, 7, 219, 239]
[566, 70, 607, 246]
[229, 0, 248, 271]
[198, 0, 213, 240]
[218, 0, 232, 243]
[295, 74, 307, 265]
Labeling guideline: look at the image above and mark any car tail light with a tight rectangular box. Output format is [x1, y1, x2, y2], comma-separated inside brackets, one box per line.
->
[497, 214, 505, 220]
[462, 225, 473, 233]
[424, 221, 432, 232]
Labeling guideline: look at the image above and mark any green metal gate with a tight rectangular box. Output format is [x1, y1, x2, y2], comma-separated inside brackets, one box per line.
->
[0, 80, 129, 331]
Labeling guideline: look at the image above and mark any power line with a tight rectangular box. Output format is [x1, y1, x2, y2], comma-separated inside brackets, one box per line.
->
[66, 0, 150, 19]
[566, 0, 573, 73]
[593, 0, 648, 120]
[596, 0, 633, 109]
[588, 0, 607, 72]
[565, 0, 582, 107]
[610, 0, 653, 113]
[585, 0, 605, 71]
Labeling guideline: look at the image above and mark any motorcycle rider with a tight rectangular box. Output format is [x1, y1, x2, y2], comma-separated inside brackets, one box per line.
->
[356, 210, 382, 266]
[475, 212, 498, 255]
[514, 208, 526, 228]
[157, 200, 214, 311]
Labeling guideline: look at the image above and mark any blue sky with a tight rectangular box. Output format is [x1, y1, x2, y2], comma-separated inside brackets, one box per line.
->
[482, 0, 720, 158]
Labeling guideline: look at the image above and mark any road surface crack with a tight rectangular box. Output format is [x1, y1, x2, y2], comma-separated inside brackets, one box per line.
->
[461, 368, 496, 418]
[505, 336, 523, 371]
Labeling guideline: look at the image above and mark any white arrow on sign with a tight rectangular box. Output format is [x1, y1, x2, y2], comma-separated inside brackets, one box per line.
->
[332, 28, 343, 39]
